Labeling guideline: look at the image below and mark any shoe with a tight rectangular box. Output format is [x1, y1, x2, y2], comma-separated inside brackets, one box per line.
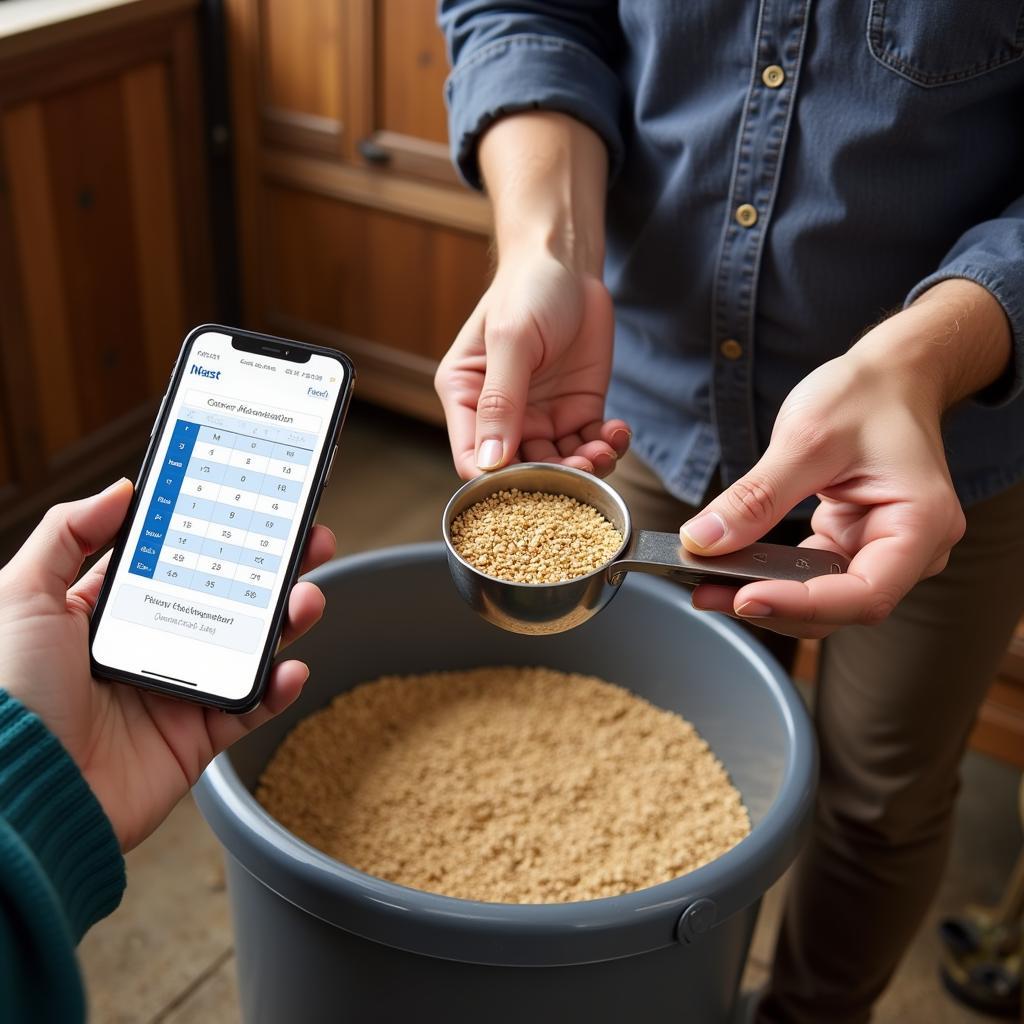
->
[939, 911, 1021, 1018]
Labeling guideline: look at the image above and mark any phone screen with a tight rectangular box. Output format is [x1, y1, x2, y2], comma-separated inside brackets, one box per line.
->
[91, 328, 350, 703]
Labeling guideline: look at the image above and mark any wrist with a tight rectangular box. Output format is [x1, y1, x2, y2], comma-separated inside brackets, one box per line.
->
[480, 111, 606, 276]
[849, 278, 1012, 412]
[496, 219, 601, 277]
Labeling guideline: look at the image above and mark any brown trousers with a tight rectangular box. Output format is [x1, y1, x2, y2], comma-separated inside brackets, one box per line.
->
[612, 453, 1024, 1024]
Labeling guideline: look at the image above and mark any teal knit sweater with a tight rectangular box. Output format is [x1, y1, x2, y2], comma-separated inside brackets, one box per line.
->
[0, 691, 125, 1022]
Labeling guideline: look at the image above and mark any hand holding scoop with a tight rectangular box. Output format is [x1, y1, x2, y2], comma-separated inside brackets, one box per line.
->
[442, 463, 848, 635]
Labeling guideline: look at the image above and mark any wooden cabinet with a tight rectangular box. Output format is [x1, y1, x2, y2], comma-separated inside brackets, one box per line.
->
[226, 0, 491, 422]
[0, 0, 213, 533]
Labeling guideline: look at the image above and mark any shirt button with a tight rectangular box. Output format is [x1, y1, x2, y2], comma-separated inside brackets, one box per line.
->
[762, 64, 785, 88]
[735, 203, 758, 228]
[720, 339, 743, 360]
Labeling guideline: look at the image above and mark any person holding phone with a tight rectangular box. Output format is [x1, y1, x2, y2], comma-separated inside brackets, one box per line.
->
[1, 323, 352, 1021]
[0, 478, 336, 1021]
[435, 4, 1024, 1022]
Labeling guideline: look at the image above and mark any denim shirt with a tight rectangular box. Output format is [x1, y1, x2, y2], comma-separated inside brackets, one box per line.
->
[440, 1, 1024, 510]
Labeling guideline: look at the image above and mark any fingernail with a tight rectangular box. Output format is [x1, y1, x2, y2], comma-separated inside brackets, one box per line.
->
[737, 600, 773, 618]
[594, 451, 616, 472]
[477, 439, 504, 470]
[103, 477, 131, 493]
[611, 428, 632, 446]
[681, 512, 727, 550]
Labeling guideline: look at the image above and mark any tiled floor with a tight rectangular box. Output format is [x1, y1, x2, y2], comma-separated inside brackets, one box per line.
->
[63, 402, 1023, 1021]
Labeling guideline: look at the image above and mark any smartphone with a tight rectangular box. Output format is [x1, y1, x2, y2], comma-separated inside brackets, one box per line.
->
[90, 325, 354, 712]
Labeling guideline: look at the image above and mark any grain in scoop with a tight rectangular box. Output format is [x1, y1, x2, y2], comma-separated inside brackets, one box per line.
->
[450, 488, 623, 584]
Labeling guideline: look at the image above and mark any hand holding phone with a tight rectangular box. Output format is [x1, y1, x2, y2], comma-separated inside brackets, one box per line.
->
[90, 325, 354, 711]
[0, 477, 337, 851]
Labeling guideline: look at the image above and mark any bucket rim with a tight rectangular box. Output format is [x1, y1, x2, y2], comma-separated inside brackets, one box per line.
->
[195, 542, 817, 967]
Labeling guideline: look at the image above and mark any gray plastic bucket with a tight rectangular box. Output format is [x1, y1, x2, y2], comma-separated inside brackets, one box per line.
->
[195, 543, 816, 1023]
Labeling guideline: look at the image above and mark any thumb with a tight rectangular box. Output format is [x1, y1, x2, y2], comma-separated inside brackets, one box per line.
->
[680, 449, 820, 554]
[8, 478, 134, 597]
[474, 317, 539, 471]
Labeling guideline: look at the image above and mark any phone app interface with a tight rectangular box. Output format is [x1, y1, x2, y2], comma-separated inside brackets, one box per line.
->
[92, 331, 346, 700]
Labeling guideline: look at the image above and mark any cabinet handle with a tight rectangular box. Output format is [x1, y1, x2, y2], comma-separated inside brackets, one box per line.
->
[357, 138, 391, 165]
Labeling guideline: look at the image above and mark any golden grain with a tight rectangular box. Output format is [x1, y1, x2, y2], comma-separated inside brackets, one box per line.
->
[257, 667, 751, 904]
[451, 489, 622, 584]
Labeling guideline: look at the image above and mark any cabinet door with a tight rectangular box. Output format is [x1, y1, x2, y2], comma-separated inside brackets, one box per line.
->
[258, 0, 346, 158]
[253, 0, 456, 183]
[0, 10, 211, 531]
[353, 0, 458, 185]
[2, 64, 189, 461]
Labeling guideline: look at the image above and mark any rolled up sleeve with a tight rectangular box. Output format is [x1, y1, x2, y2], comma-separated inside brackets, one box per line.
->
[439, 1, 624, 190]
[905, 194, 1024, 407]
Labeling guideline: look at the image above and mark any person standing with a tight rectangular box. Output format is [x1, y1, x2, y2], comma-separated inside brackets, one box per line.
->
[435, 3, 1024, 1021]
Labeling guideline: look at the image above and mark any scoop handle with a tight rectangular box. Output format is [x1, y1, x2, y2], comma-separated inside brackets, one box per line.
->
[610, 530, 849, 587]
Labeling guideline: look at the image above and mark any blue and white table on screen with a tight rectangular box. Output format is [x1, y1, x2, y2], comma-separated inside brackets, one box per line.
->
[127, 402, 317, 610]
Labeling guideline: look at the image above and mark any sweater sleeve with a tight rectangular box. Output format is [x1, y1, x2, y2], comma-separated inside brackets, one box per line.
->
[0, 691, 125, 1023]
[439, 0, 625, 189]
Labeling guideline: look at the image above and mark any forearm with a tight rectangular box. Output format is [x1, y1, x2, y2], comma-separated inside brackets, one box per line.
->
[850, 278, 1013, 411]
[0, 692, 125, 1021]
[479, 111, 608, 276]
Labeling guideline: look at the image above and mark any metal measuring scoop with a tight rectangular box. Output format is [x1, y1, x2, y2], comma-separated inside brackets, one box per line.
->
[442, 462, 849, 635]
